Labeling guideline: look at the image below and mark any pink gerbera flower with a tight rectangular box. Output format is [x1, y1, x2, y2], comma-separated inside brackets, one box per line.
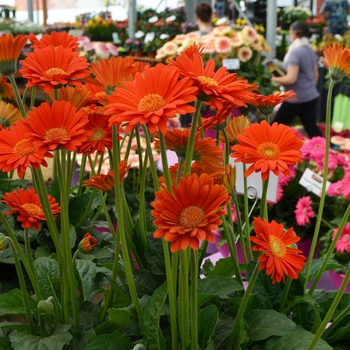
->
[327, 181, 342, 197]
[295, 196, 315, 226]
[339, 172, 350, 199]
[332, 223, 350, 254]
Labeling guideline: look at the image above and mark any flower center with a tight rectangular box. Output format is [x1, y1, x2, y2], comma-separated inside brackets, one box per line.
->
[179, 205, 205, 229]
[256, 142, 280, 160]
[138, 94, 166, 112]
[198, 76, 218, 86]
[13, 139, 35, 157]
[44, 127, 68, 142]
[341, 233, 350, 243]
[269, 235, 286, 258]
[92, 128, 106, 141]
[21, 203, 43, 216]
[45, 67, 67, 78]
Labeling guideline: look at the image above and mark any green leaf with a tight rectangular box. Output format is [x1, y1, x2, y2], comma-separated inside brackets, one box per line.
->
[34, 257, 61, 301]
[140, 282, 167, 350]
[0, 289, 37, 317]
[63, 329, 95, 350]
[0, 338, 12, 350]
[264, 330, 334, 350]
[75, 259, 99, 301]
[197, 276, 243, 307]
[84, 330, 132, 350]
[144, 231, 166, 276]
[69, 192, 99, 226]
[198, 305, 219, 350]
[108, 309, 131, 331]
[211, 317, 234, 349]
[204, 257, 235, 277]
[10, 325, 72, 350]
[245, 309, 297, 344]
[0, 322, 31, 333]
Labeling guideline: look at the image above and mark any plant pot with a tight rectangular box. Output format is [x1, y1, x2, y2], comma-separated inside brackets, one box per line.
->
[134, 50, 143, 58]
[329, 270, 350, 293]
[148, 52, 156, 58]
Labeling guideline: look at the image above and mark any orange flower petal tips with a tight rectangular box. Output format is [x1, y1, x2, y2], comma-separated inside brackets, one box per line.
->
[321, 44, 350, 82]
[78, 233, 98, 253]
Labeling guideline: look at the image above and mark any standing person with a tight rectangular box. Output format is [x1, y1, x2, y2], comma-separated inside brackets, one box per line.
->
[215, 0, 225, 18]
[320, 0, 350, 36]
[195, 3, 213, 35]
[271, 21, 322, 139]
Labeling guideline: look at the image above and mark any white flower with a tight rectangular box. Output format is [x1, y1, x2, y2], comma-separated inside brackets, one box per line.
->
[214, 36, 232, 54]
[237, 46, 253, 62]
[163, 41, 178, 56]
[241, 25, 257, 44]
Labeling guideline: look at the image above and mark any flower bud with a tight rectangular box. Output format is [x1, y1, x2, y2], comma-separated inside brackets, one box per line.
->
[0, 233, 8, 251]
[78, 233, 98, 253]
[37, 299, 54, 314]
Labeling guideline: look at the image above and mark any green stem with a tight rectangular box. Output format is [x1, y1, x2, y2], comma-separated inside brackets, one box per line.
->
[75, 189, 97, 230]
[279, 277, 292, 313]
[307, 263, 350, 350]
[233, 197, 248, 267]
[179, 248, 190, 348]
[77, 154, 87, 196]
[8, 74, 27, 117]
[322, 302, 350, 339]
[308, 203, 350, 294]
[24, 228, 34, 275]
[7, 237, 35, 334]
[29, 86, 37, 111]
[243, 165, 253, 260]
[56, 149, 80, 331]
[184, 100, 203, 175]
[304, 79, 335, 289]
[259, 180, 269, 220]
[158, 131, 173, 192]
[226, 261, 261, 349]
[198, 240, 208, 269]
[112, 125, 141, 317]
[191, 250, 198, 350]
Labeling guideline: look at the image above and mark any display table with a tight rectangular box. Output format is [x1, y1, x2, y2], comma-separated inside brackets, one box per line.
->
[332, 83, 350, 131]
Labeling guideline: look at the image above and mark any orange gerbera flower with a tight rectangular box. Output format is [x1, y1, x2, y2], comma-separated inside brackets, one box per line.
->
[0, 75, 14, 100]
[21, 100, 90, 153]
[2, 188, 60, 231]
[79, 113, 113, 155]
[27, 31, 79, 51]
[105, 64, 198, 133]
[220, 115, 251, 145]
[83, 161, 131, 191]
[78, 233, 98, 253]
[20, 46, 90, 93]
[250, 216, 306, 284]
[321, 44, 350, 81]
[88, 56, 139, 94]
[168, 52, 251, 110]
[231, 120, 303, 181]
[0, 34, 28, 76]
[0, 101, 23, 129]
[0, 122, 50, 178]
[249, 91, 297, 116]
[48, 85, 91, 111]
[151, 173, 231, 252]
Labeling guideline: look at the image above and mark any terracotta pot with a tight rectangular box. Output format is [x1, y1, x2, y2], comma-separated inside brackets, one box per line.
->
[148, 52, 156, 58]
[134, 50, 143, 57]
[329, 271, 350, 292]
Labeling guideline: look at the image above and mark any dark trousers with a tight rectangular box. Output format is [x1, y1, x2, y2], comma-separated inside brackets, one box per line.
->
[272, 98, 322, 138]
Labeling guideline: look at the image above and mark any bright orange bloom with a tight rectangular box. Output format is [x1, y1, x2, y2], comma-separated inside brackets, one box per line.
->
[220, 115, 251, 145]
[180, 43, 204, 58]
[168, 52, 251, 110]
[106, 64, 198, 133]
[0, 101, 23, 129]
[152, 173, 231, 252]
[249, 91, 297, 116]
[79, 113, 113, 155]
[2, 188, 60, 231]
[48, 85, 91, 111]
[0, 34, 28, 76]
[201, 101, 236, 132]
[250, 216, 306, 284]
[20, 46, 90, 93]
[27, 31, 79, 51]
[88, 56, 139, 94]
[231, 120, 303, 181]
[0, 122, 50, 178]
[0, 75, 14, 100]
[21, 100, 90, 153]
[321, 44, 350, 81]
[83, 161, 131, 191]
[78, 233, 98, 253]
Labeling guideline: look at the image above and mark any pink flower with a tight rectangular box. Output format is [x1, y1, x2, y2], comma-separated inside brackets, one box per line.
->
[295, 196, 315, 226]
[332, 223, 350, 254]
[339, 172, 350, 199]
[327, 181, 342, 197]
[279, 166, 296, 187]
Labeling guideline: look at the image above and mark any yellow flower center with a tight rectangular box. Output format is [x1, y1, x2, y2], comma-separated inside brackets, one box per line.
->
[21, 203, 43, 216]
[138, 94, 166, 112]
[13, 139, 35, 157]
[269, 236, 286, 258]
[92, 128, 106, 141]
[198, 76, 218, 86]
[44, 127, 68, 142]
[256, 142, 280, 160]
[45, 67, 67, 78]
[179, 205, 205, 229]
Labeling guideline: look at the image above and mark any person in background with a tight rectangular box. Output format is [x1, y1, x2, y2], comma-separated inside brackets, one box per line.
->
[195, 3, 213, 35]
[271, 21, 323, 139]
[320, 0, 350, 36]
[215, 0, 225, 18]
